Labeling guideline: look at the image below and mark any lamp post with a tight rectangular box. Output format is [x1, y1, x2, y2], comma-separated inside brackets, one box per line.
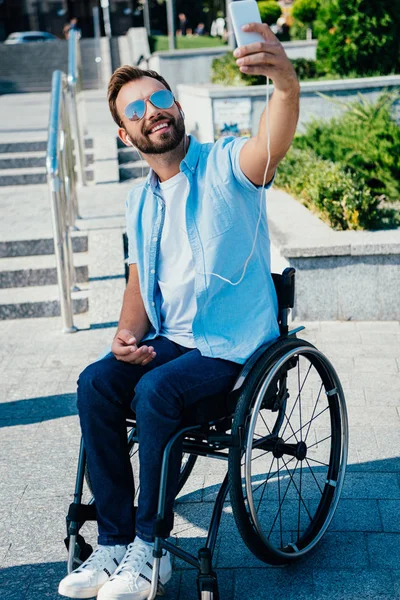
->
[142, 0, 151, 36]
[226, 0, 236, 50]
[166, 0, 176, 50]
[100, 0, 112, 38]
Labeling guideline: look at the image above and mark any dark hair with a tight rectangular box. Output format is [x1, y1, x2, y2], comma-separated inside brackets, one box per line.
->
[107, 65, 172, 126]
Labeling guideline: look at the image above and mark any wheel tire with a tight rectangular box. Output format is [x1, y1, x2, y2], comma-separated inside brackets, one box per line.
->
[228, 337, 348, 565]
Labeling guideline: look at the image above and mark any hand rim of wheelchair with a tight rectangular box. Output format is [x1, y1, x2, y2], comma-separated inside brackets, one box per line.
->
[228, 338, 349, 564]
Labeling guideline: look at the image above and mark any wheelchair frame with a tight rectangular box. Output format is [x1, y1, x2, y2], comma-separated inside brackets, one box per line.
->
[64, 267, 348, 600]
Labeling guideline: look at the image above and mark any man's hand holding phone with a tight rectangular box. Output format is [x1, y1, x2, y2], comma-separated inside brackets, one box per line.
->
[112, 329, 156, 366]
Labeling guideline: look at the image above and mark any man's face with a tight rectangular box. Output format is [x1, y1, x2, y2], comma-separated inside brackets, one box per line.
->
[116, 77, 185, 155]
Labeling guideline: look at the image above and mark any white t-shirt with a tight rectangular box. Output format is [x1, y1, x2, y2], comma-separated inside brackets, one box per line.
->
[157, 171, 197, 348]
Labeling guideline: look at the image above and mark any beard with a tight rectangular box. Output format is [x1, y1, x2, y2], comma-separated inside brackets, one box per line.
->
[128, 113, 185, 155]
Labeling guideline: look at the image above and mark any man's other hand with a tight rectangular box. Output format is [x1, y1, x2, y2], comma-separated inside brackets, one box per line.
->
[112, 329, 157, 366]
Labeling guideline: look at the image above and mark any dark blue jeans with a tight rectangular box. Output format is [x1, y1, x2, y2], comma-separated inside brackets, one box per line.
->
[76, 335, 242, 545]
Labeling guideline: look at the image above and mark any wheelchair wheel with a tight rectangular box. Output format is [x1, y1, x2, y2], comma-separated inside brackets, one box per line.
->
[229, 337, 348, 565]
[84, 433, 197, 501]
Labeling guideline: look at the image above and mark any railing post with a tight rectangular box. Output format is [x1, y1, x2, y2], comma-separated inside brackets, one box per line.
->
[93, 6, 103, 88]
[46, 71, 78, 334]
[68, 28, 87, 189]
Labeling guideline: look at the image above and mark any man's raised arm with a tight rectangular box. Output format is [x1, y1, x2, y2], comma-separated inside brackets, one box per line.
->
[234, 23, 300, 187]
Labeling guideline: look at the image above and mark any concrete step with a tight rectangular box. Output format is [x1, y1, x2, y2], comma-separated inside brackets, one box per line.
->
[119, 161, 150, 182]
[0, 166, 95, 186]
[0, 232, 88, 258]
[117, 147, 143, 164]
[0, 253, 88, 288]
[0, 138, 94, 154]
[0, 284, 89, 320]
[0, 151, 94, 170]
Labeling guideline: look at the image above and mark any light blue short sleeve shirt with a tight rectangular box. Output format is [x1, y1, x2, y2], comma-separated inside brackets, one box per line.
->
[125, 134, 279, 365]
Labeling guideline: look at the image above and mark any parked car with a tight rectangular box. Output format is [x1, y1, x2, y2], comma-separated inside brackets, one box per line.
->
[4, 31, 58, 44]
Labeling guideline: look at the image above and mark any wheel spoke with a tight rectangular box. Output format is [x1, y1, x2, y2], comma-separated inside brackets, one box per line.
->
[281, 361, 312, 439]
[307, 434, 332, 450]
[304, 383, 324, 444]
[252, 456, 295, 494]
[281, 456, 313, 522]
[259, 410, 272, 434]
[307, 457, 329, 467]
[305, 457, 323, 494]
[268, 459, 299, 539]
[298, 459, 303, 539]
[284, 406, 330, 444]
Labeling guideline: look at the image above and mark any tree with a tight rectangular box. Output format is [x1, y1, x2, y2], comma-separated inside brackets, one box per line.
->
[292, 0, 320, 27]
[257, 1, 281, 26]
[315, 0, 400, 76]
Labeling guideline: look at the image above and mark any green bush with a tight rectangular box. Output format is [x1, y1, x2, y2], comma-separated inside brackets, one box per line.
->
[275, 148, 381, 230]
[293, 91, 400, 200]
[315, 0, 400, 77]
[257, 1, 282, 25]
[292, 0, 320, 26]
[212, 53, 321, 85]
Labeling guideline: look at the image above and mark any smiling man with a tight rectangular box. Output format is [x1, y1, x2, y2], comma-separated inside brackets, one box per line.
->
[58, 22, 300, 600]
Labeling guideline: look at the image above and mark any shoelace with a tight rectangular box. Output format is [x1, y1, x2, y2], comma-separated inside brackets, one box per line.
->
[112, 542, 150, 582]
[75, 546, 113, 573]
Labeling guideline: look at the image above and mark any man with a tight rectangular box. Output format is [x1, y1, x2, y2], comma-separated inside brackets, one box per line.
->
[58, 22, 299, 600]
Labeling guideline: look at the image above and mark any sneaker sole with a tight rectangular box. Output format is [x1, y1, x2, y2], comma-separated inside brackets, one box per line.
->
[58, 581, 104, 599]
[97, 571, 172, 600]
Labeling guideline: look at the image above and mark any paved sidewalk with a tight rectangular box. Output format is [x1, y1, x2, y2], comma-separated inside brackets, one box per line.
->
[1, 315, 399, 600]
[0, 90, 399, 600]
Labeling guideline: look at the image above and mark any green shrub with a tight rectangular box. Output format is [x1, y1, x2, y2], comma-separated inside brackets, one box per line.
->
[275, 148, 381, 230]
[212, 53, 321, 85]
[289, 20, 309, 40]
[293, 90, 400, 200]
[315, 0, 400, 77]
[292, 0, 320, 26]
[257, 1, 282, 25]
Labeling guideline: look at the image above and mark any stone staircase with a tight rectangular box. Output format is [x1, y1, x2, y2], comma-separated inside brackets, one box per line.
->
[0, 139, 95, 187]
[0, 232, 89, 320]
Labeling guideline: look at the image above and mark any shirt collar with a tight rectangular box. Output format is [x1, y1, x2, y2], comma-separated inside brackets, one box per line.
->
[145, 134, 202, 192]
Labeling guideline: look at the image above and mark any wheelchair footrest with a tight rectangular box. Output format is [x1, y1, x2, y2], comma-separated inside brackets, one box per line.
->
[67, 502, 97, 523]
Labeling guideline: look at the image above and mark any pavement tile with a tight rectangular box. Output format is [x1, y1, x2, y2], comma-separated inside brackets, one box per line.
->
[313, 569, 395, 600]
[234, 564, 315, 600]
[353, 357, 399, 374]
[341, 472, 400, 499]
[364, 387, 400, 406]
[378, 500, 400, 533]
[366, 533, 400, 569]
[320, 499, 382, 532]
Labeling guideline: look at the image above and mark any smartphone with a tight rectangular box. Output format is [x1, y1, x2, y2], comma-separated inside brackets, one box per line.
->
[229, 0, 265, 47]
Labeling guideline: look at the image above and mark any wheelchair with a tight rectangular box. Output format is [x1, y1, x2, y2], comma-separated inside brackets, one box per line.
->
[64, 267, 349, 600]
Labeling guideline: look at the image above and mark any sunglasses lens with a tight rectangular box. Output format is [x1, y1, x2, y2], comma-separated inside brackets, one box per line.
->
[124, 100, 145, 121]
[150, 90, 174, 109]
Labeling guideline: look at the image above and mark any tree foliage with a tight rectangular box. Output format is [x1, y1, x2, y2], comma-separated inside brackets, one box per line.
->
[315, 0, 400, 76]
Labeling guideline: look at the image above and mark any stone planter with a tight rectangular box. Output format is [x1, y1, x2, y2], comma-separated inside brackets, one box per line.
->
[177, 75, 400, 142]
[268, 189, 400, 321]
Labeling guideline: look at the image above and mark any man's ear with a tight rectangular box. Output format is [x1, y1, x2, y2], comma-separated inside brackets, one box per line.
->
[175, 100, 185, 119]
[118, 127, 132, 147]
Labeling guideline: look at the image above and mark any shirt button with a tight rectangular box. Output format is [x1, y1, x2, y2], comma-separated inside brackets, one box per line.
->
[153, 236, 157, 242]
[151, 269, 155, 274]
[152, 301, 155, 307]
[158, 205, 163, 210]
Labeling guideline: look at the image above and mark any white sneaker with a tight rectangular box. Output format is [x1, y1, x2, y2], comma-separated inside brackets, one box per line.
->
[58, 544, 127, 599]
[97, 537, 172, 600]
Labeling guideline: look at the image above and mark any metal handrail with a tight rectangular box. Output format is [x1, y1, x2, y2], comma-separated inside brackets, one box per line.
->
[46, 70, 78, 333]
[68, 27, 87, 190]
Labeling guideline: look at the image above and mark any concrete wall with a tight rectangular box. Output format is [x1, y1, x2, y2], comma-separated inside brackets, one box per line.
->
[267, 189, 400, 321]
[0, 38, 111, 93]
[177, 75, 400, 143]
[146, 40, 317, 93]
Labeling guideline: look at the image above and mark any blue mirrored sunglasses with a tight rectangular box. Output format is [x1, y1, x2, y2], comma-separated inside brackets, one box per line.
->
[123, 89, 175, 122]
